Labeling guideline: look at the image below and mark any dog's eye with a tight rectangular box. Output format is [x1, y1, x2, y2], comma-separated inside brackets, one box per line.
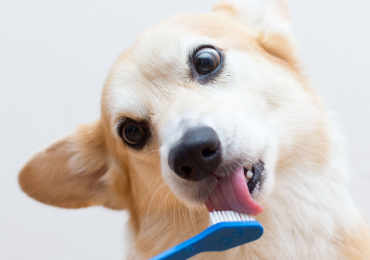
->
[193, 48, 221, 74]
[122, 123, 144, 145]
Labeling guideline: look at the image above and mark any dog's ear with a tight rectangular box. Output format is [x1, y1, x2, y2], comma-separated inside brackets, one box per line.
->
[18, 120, 127, 209]
[214, 0, 297, 64]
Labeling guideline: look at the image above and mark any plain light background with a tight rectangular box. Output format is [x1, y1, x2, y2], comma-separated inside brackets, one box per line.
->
[1, 0, 369, 259]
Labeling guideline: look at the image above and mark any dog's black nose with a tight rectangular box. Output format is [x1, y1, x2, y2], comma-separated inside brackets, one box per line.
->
[168, 126, 221, 181]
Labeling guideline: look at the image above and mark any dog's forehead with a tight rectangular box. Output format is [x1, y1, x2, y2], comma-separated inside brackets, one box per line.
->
[102, 13, 258, 125]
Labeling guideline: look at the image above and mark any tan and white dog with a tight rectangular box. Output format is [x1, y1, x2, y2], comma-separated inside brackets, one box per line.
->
[18, 0, 370, 259]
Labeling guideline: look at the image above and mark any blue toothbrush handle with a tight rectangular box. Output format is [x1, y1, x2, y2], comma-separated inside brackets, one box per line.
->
[150, 221, 263, 260]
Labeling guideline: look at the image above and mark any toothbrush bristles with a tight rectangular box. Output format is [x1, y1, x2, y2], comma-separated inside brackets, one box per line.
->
[209, 210, 256, 225]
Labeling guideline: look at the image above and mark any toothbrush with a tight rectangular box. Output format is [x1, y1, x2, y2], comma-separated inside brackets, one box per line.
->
[149, 211, 263, 260]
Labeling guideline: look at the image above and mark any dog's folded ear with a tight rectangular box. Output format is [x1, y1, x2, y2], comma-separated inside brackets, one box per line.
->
[18, 120, 127, 209]
[214, 0, 297, 64]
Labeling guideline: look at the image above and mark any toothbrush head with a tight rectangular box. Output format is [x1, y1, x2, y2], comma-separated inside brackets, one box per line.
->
[209, 211, 256, 225]
[150, 211, 263, 260]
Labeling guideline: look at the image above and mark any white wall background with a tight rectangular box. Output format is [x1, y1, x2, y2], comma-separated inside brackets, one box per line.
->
[1, 0, 369, 259]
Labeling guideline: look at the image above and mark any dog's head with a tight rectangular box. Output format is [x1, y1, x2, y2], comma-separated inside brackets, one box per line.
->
[19, 0, 327, 219]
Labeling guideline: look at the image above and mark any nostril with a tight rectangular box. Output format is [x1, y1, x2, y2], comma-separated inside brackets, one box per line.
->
[201, 147, 217, 158]
[180, 166, 193, 176]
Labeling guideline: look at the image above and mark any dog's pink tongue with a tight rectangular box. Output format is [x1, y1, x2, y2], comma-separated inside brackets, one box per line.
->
[205, 167, 264, 215]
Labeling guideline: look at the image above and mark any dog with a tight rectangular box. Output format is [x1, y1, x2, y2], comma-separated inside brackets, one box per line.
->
[18, 0, 370, 259]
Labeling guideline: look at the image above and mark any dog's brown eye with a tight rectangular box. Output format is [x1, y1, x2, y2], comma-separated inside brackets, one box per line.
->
[122, 123, 144, 145]
[194, 48, 221, 74]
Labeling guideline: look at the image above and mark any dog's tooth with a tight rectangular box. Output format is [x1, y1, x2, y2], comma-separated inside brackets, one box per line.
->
[247, 170, 253, 179]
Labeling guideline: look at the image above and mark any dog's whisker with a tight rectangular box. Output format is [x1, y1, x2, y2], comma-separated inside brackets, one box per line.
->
[274, 154, 299, 169]
[139, 175, 163, 209]
[275, 145, 290, 164]
[154, 184, 167, 223]
[274, 142, 305, 168]
[173, 199, 179, 244]
[146, 182, 166, 228]
[186, 206, 196, 236]
[162, 190, 171, 232]
[181, 204, 193, 237]
[292, 144, 307, 160]
[275, 142, 314, 170]
[177, 199, 186, 240]
[290, 141, 323, 159]
[186, 208, 197, 236]
[142, 148, 161, 158]
[188, 208, 198, 234]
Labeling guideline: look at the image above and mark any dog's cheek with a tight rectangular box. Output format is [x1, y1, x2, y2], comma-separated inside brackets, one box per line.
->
[258, 130, 281, 201]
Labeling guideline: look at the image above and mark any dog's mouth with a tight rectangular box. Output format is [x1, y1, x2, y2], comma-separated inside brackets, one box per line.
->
[245, 160, 265, 194]
[205, 160, 265, 216]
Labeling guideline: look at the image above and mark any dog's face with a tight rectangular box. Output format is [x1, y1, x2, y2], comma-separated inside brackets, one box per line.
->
[19, 1, 327, 221]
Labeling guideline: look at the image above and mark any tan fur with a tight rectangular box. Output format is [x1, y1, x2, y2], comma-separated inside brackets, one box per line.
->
[19, 121, 107, 208]
[338, 217, 370, 259]
[214, 1, 298, 67]
[19, 0, 370, 259]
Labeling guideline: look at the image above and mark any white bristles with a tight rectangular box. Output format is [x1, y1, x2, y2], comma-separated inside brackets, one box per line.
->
[217, 211, 224, 221]
[213, 212, 221, 223]
[230, 211, 237, 221]
[241, 213, 248, 221]
[209, 211, 256, 225]
[225, 211, 233, 221]
[209, 212, 217, 224]
[221, 211, 228, 221]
